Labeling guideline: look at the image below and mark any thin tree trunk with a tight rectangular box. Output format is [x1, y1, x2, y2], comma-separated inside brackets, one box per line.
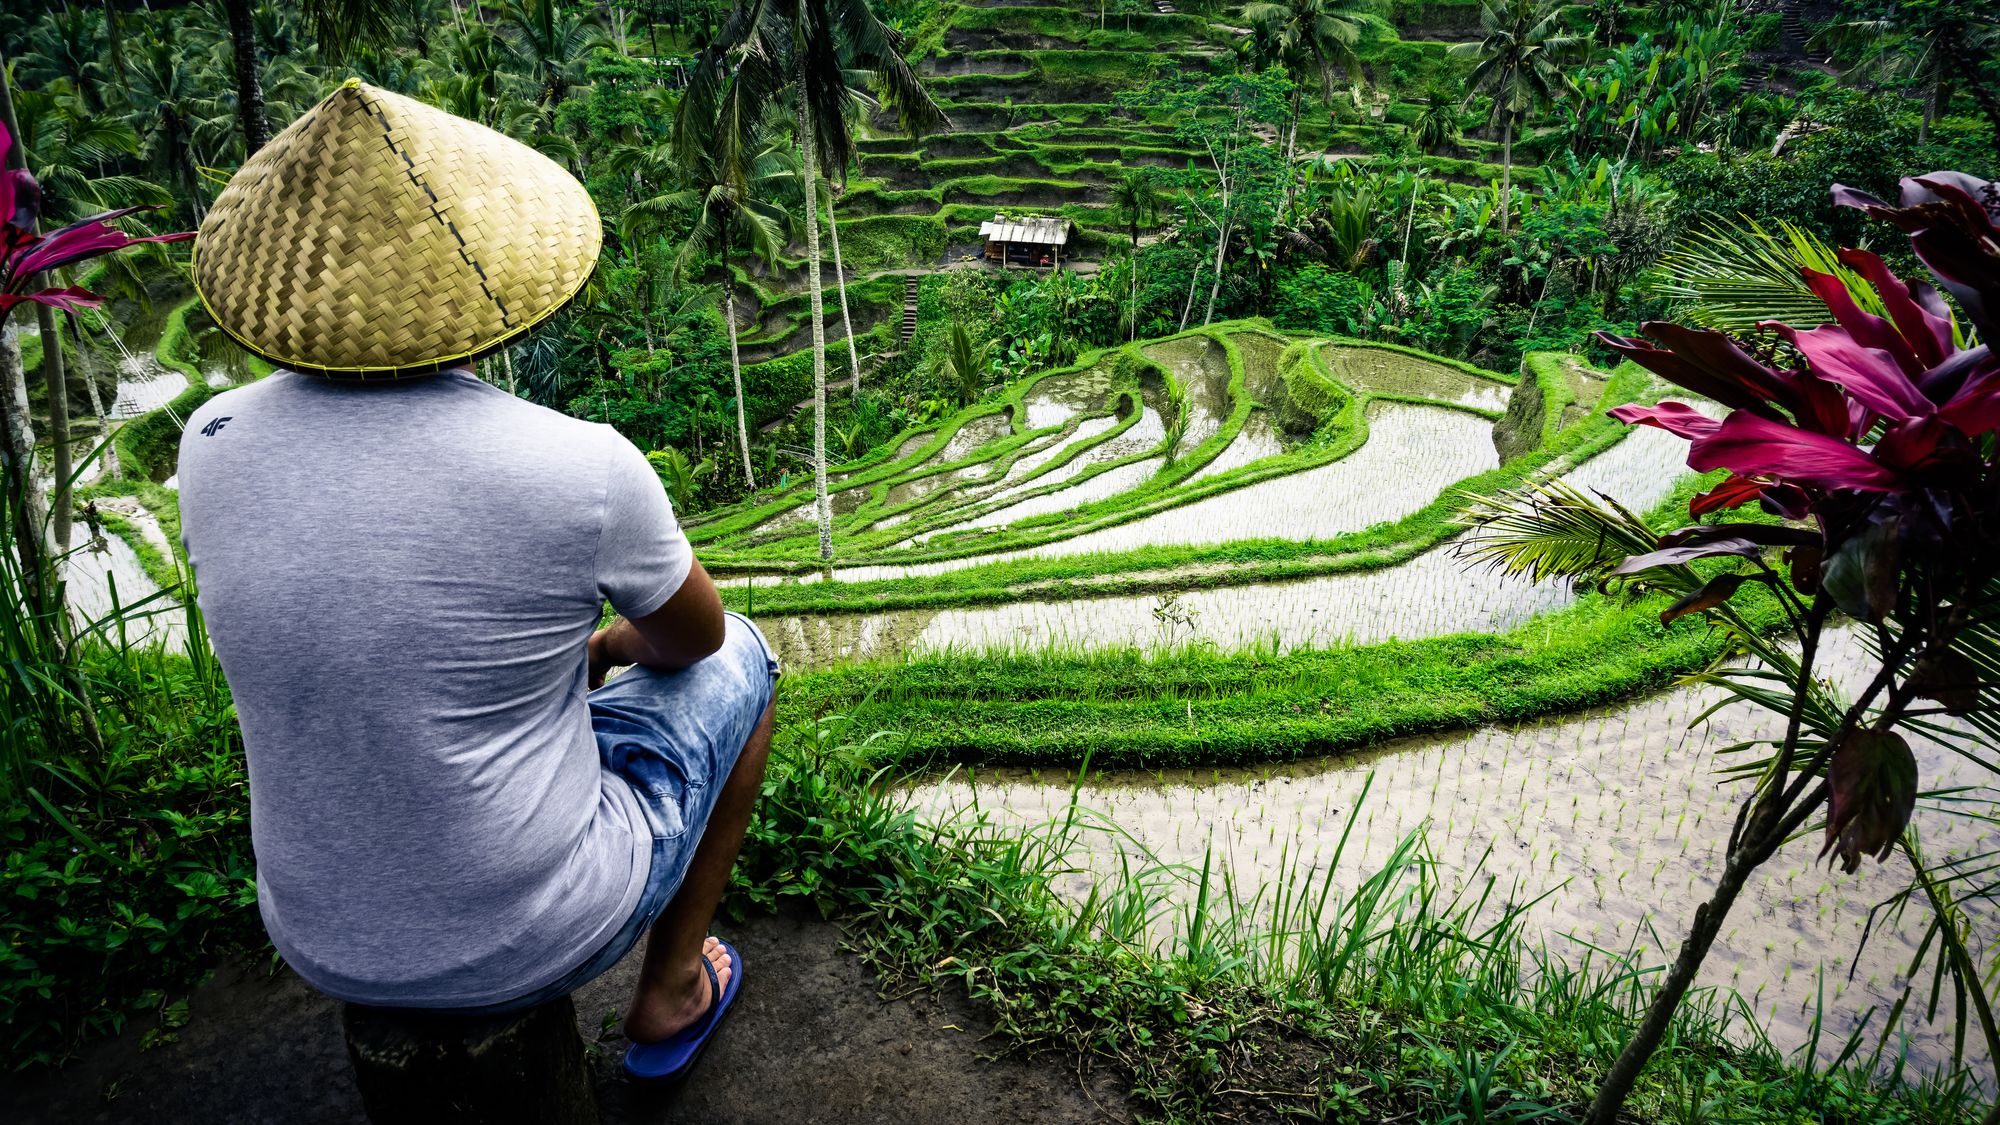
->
[1201, 142, 1233, 327]
[223, 0, 270, 155]
[725, 264, 755, 490]
[0, 62, 52, 589]
[823, 185, 863, 399]
[1397, 175, 1421, 311]
[72, 318, 116, 481]
[36, 305, 71, 550]
[798, 104, 832, 562]
[1499, 118, 1513, 239]
[0, 320, 49, 609]
[1583, 846, 1764, 1125]
[1921, 67, 1942, 145]
[1279, 92, 1300, 216]
[1203, 212, 1230, 327]
[1130, 244, 1140, 342]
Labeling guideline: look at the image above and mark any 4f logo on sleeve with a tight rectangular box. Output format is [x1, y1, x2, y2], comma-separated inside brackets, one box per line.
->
[200, 416, 233, 437]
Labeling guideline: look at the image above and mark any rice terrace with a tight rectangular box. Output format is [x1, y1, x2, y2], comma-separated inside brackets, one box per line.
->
[4, 0, 2000, 1121]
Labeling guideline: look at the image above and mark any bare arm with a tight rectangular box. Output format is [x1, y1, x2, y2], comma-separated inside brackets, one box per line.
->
[587, 557, 726, 688]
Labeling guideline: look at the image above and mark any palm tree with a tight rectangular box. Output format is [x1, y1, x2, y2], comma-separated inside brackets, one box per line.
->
[12, 85, 165, 218]
[495, 0, 608, 110]
[20, 6, 108, 111]
[1816, 0, 2000, 144]
[125, 28, 225, 220]
[412, 19, 519, 125]
[925, 321, 993, 407]
[633, 132, 792, 489]
[679, 0, 946, 561]
[1452, 0, 1577, 237]
[298, 0, 408, 61]
[1243, 0, 1365, 207]
[1410, 88, 1461, 154]
[1110, 168, 1164, 340]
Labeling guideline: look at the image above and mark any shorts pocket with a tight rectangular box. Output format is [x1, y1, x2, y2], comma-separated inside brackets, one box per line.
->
[603, 739, 696, 841]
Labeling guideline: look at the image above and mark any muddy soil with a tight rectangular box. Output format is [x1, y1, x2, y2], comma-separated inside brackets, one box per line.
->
[943, 29, 1081, 52]
[857, 157, 934, 190]
[1, 910, 1130, 1125]
[918, 132, 1008, 159]
[920, 52, 1034, 77]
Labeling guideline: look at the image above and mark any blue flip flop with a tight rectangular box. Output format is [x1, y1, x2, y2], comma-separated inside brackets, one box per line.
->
[622, 939, 742, 1084]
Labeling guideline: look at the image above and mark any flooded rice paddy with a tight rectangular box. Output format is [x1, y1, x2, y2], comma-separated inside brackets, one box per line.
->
[905, 630, 1998, 1079]
[751, 403, 1683, 672]
[1321, 343, 1515, 411]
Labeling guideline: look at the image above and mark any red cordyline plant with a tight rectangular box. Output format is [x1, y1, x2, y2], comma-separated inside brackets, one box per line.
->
[1463, 173, 2000, 1125]
[0, 122, 191, 322]
[0, 119, 190, 654]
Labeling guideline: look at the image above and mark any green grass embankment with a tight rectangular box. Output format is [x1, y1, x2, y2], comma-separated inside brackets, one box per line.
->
[762, 466, 1801, 775]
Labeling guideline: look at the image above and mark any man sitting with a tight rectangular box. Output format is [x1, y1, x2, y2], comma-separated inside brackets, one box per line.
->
[178, 80, 772, 1084]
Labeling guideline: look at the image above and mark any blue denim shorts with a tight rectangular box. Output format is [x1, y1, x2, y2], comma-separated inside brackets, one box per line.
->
[465, 611, 778, 1016]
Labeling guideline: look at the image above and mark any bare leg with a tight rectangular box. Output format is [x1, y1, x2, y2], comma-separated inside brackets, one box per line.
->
[622, 698, 775, 1041]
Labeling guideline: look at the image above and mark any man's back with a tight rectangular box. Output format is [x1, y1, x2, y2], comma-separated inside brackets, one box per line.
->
[178, 369, 690, 1006]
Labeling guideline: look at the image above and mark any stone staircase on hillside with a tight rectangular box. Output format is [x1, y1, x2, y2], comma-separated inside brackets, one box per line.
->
[1778, 0, 1807, 54]
[899, 276, 920, 345]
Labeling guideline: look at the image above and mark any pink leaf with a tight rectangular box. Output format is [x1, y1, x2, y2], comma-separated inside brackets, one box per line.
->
[1939, 354, 2000, 436]
[0, 287, 103, 316]
[1607, 401, 1722, 441]
[9, 222, 189, 279]
[1838, 249, 1953, 370]
[1768, 321, 1934, 421]
[1688, 474, 1771, 516]
[1686, 411, 1905, 492]
[1802, 265, 1925, 376]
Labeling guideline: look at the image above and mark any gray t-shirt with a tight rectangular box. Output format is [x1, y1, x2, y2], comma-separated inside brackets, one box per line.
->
[178, 369, 693, 1007]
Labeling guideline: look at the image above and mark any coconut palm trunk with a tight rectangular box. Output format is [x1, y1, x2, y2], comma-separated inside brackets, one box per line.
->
[223, 0, 271, 154]
[35, 305, 71, 549]
[1279, 89, 1301, 215]
[1129, 248, 1140, 341]
[797, 103, 832, 561]
[1498, 116, 1513, 238]
[0, 322, 49, 604]
[71, 318, 116, 480]
[724, 259, 756, 490]
[823, 184, 863, 399]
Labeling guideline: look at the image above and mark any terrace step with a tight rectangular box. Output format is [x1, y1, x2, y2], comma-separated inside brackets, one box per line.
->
[900, 276, 921, 344]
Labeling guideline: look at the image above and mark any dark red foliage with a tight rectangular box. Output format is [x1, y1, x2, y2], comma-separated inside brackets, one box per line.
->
[0, 123, 191, 320]
[1595, 172, 2000, 870]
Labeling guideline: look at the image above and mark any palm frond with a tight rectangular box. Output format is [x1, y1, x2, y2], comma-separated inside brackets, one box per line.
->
[1453, 478, 1660, 586]
[1652, 216, 1886, 334]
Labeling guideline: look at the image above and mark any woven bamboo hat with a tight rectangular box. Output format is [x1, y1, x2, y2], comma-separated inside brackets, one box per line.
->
[193, 79, 601, 379]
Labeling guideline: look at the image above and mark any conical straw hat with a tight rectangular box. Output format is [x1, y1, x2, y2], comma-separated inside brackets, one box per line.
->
[193, 79, 601, 379]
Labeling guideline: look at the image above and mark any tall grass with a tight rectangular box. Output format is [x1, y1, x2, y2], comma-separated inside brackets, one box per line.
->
[741, 706, 1988, 1122]
[1, 458, 253, 1069]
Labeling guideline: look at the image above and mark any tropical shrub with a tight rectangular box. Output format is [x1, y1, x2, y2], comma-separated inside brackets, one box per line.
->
[1466, 169, 2000, 1123]
[1274, 263, 1375, 335]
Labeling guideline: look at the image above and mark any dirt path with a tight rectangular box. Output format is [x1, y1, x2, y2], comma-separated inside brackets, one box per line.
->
[4, 909, 1130, 1124]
